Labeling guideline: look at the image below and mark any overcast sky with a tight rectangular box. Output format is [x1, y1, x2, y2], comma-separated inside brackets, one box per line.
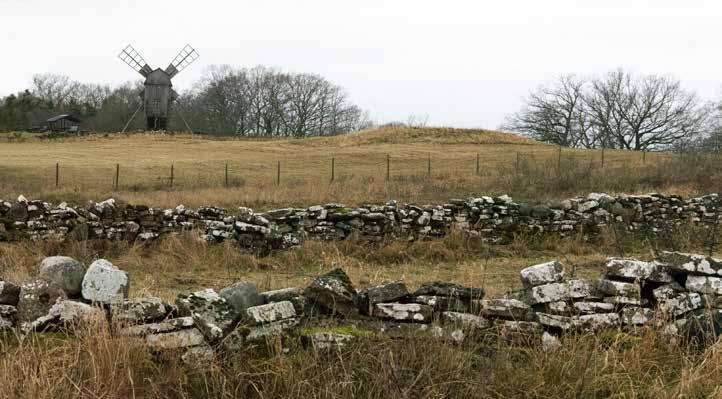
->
[1, 0, 720, 128]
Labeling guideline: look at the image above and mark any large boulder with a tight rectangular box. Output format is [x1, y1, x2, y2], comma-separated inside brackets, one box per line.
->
[176, 289, 237, 343]
[0, 281, 20, 305]
[81, 259, 129, 304]
[304, 268, 358, 317]
[17, 279, 67, 324]
[219, 281, 263, 315]
[38, 256, 86, 296]
[520, 261, 564, 288]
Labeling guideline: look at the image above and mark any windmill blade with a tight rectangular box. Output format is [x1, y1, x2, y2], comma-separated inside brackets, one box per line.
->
[166, 44, 199, 78]
[118, 44, 153, 77]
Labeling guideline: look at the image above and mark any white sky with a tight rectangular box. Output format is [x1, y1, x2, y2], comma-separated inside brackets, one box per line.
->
[1, 0, 720, 128]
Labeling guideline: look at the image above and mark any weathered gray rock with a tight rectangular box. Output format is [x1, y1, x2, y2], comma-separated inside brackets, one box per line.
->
[603, 296, 646, 306]
[481, 298, 533, 320]
[5, 201, 28, 222]
[219, 281, 262, 315]
[572, 301, 615, 314]
[0, 305, 16, 329]
[537, 313, 573, 330]
[660, 293, 704, 317]
[27, 299, 103, 332]
[223, 318, 299, 350]
[0, 281, 20, 305]
[440, 311, 490, 329]
[413, 281, 484, 300]
[146, 328, 205, 350]
[657, 252, 722, 276]
[604, 259, 672, 283]
[181, 344, 215, 366]
[685, 276, 722, 295]
[621, 307, 654, 326]
[111, 297, 171, 325]
[359, 281, 408, 313]
[653, 282, 685, 302]
[541, 331, 561, 351]
[38, 256, 86, 296]
[304, 268, 358, 317]
[176, 289, 237, 344]
[673, 309, 722, 344]
[372, 303, 432, 323]
[596, 279, 641, 298]
[523, 280, 591, 305]
[413, 295, 471, 313]
[303, 332, 354, 350]
[259, 287, 302, 303]
[520, 261, 564, 288]
[17, 279, 67, 323]
[574, 313, 620, 331]
[121, 317, 194, 337]
[81, 259, 129, 304]
[244, 301, 295, 325]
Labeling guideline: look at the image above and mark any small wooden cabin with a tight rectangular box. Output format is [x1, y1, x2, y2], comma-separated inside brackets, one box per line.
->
[46, 114, 81, 133]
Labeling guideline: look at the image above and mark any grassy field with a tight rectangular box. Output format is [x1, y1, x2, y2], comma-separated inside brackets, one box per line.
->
[2, 126, 713, 209]
[2, 127, 722, 398]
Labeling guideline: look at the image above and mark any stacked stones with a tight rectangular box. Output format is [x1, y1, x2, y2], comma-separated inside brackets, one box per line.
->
[2, 253, 720, 361]
[2, 192, 721, 249]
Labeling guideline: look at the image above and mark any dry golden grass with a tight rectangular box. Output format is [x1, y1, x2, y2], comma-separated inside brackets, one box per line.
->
[1, 125, 705, 209]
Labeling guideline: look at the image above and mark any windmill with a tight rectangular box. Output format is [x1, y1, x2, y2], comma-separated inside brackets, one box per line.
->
[118, 44, 199, 131]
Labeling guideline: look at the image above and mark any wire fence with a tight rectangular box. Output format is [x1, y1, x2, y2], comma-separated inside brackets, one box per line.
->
[30, 148, 681, 193]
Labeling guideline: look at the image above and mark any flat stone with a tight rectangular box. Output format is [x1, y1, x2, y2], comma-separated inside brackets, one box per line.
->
[657, 251, 722, 276]
[111, 297, 171, 326]
[0, 281, 20, 305]
[603, 296, 645, 306]
[537, 313, 573, 330]
[303, 332, 354, 350]
[81, 259, 129, 304]
[358, 281, 409, 313]
[685, 276, 722, 295]
[574, 313, 620, 331]
[604, 258, 672, 283]
[372, 303, 432, 323]
[523, 280, 591, 305]
[219, 281, 263, 315]
[146, 328, 205, 350]
[121, 317, 194, 336]
[304, 268, 358, 317]
[660, 293, 704, 317]
[413, 281, 484, 300]
[652, 282, 685, 302]
[621, 307, 654, 326]
[413, 295, 471, 313]
[17, 279, 67, 323]
[259, 287, 302, 303]
[244, 301, 295, 325]
[38, 256, 86, 296]
[480, 298, 533, 320]
[596, 279, 641, 298]
[520, 261, 564, 288]
[572, 302, 616, 314]
[181, 344, 215, 366]
[439, 311, 490, 329]
[176, 289, 237, 344]
[27, 299, 103, 332]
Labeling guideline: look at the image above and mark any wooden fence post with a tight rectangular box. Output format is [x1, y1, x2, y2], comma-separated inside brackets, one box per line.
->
[476, 153, 480, 175]
[386, 154, 390, 181]
[54, 163, 59, 188]
[170, 164, 174, 188]
[428, 155, 431, 176]
[557, 146, 562, 171]
[331, 158, 335, 182]
[114, 164, 119, 191]
[515, 153, 520, 172]
[601, 147, 605, 168]
[277, 161, 280, 186]
[225, 163, 228, 187]
[642, 151, 646, 164]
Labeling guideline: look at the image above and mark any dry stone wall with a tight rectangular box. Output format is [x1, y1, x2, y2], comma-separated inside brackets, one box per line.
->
[1, 252, 720, 362]
[1, 192, 721, 249]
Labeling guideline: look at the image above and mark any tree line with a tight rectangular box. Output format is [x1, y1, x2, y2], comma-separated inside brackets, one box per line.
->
[504, 68, 722, 151]
[0, 66, 372, 137]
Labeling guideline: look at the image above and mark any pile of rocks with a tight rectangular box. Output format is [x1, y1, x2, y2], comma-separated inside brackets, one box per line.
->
[1, 251, 720, 362]
[1, 193, 721, 250]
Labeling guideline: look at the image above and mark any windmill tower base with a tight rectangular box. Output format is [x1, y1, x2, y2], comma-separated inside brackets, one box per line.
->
[147, 117, 168, 131]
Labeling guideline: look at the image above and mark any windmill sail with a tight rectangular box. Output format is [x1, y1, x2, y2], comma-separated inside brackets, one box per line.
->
[165, 44, 199, 78]
[118, 45, 153, 77]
